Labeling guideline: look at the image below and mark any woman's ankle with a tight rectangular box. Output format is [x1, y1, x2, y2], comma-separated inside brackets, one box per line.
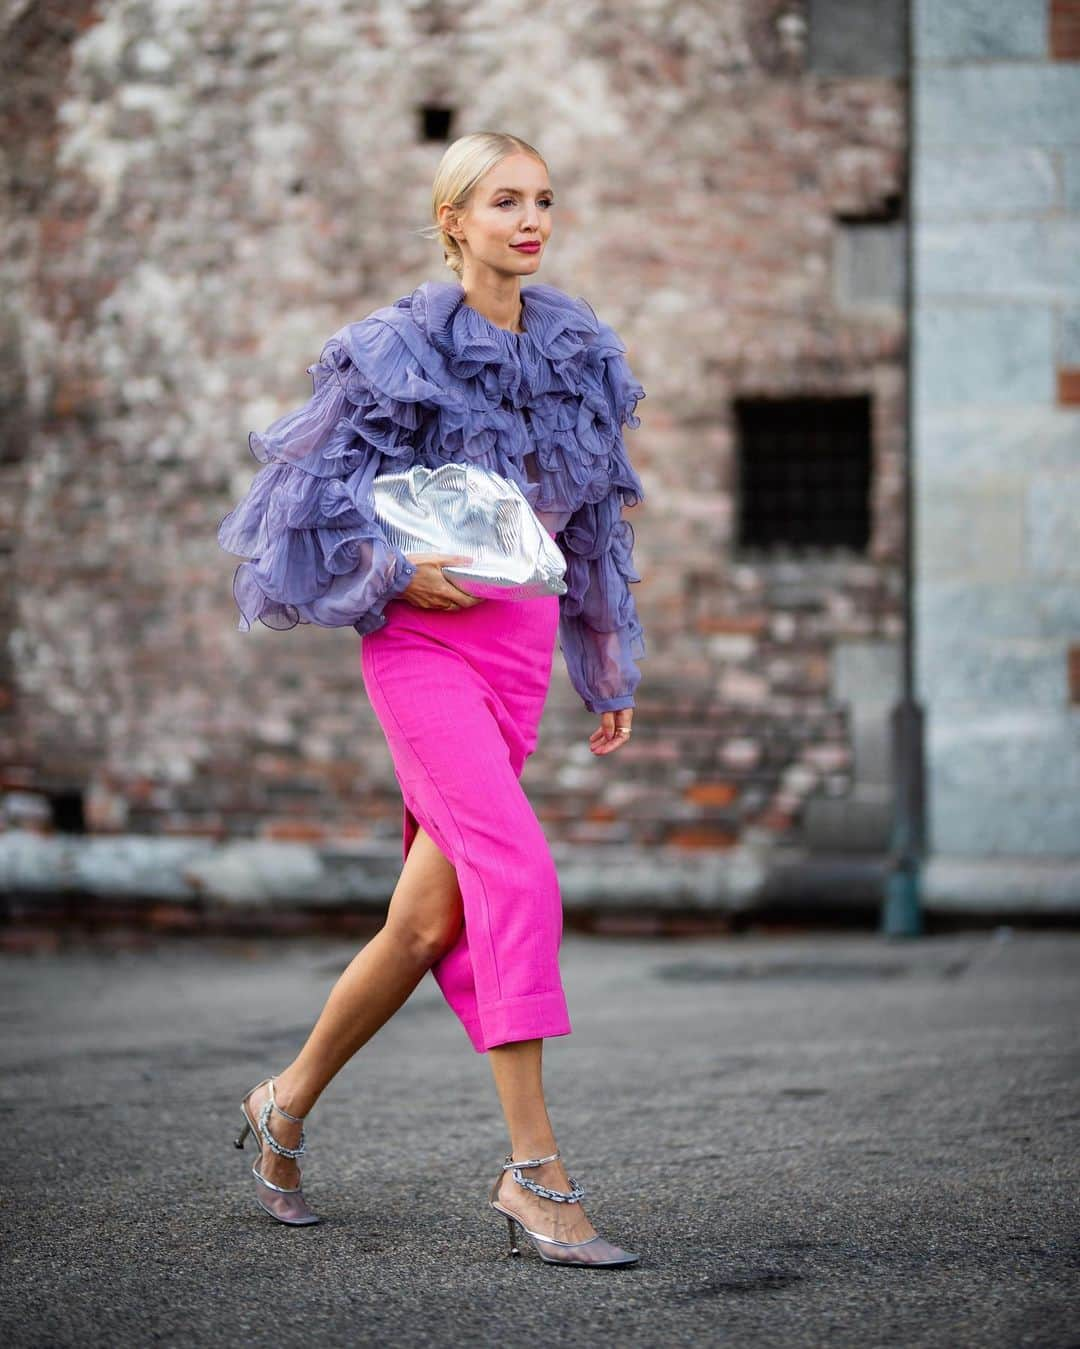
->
[508, 1144, 560, 1166]
[272, 1068, 319, 1119]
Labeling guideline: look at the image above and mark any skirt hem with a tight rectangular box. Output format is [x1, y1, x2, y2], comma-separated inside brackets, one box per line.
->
[458, 987, 573, 1054]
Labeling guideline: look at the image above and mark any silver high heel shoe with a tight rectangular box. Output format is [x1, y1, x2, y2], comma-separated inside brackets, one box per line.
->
[233, 1076, 320, 1226]
[488, 1148, 639, 1267]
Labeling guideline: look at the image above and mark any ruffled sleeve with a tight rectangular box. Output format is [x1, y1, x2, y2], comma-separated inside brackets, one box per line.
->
[556, 330, 647, 714]
[216, 318, 423, 637]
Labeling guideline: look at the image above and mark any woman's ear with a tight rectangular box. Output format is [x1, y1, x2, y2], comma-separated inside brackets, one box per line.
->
[438, 204, 462, 239]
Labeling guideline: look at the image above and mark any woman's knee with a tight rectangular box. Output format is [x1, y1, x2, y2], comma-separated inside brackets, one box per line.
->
[383, 912, 462, 966]
[382, 822, 464, 964]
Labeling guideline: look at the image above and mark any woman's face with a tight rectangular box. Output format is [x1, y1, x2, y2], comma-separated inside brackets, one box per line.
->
[442, 152, 554, 280]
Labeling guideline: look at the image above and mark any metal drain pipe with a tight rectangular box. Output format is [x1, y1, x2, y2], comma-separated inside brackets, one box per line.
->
[882, 0, 926, 937]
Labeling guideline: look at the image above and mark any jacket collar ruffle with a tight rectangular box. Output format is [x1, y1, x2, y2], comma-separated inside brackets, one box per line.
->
[394, 280, 608, 408]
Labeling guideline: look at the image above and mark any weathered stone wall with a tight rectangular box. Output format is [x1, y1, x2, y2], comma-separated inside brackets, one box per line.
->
[1, 0, 908, 881]
[913, 0, 1080, 889]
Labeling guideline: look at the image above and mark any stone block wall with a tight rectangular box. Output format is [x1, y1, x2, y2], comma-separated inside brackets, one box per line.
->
[914, 0, 1080, 870]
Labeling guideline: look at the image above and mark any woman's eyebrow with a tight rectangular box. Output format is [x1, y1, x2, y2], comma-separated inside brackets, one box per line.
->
[488, 185, 554, 196]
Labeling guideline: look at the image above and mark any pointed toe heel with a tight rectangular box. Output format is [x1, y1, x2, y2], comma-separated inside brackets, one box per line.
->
[487, 1148, 639, 1268]
[233, 1076, 321, 1227]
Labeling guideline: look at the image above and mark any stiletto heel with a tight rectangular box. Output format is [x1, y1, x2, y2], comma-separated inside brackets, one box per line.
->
[488, 1148, 639, 1267]
[233, 1076, 321, 1226]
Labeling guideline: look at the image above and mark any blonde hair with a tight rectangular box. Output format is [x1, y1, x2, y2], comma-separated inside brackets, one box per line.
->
[418, 132, 548, 279]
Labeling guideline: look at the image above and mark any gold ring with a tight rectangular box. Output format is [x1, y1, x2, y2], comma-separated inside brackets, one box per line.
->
[615, 728, 631, 735]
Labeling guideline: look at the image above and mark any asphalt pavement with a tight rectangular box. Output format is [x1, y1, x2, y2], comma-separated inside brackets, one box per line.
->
[2, 927, 1077, 1347]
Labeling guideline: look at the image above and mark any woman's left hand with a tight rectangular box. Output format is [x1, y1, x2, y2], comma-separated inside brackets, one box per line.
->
[589, 710, 633, 755]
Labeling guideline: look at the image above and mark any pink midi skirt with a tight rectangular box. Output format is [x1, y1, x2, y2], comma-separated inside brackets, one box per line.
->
[360, 585, 570, 1054]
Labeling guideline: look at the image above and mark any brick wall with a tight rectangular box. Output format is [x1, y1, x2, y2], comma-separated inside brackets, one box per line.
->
[1, 0, 906, 870]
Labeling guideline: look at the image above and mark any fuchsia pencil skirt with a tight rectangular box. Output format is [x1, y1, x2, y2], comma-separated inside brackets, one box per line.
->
[360, 583, 570, 1054]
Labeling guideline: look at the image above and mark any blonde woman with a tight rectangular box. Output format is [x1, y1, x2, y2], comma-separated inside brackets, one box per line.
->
[218, 131, 647, 1267]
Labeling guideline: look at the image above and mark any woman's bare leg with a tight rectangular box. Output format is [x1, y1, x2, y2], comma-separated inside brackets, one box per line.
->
[487, 1039, 599, 1244]
[248, 824, 464, 1189]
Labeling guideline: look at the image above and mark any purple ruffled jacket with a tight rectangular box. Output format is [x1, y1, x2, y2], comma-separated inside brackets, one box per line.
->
[217, 280, 647, 714]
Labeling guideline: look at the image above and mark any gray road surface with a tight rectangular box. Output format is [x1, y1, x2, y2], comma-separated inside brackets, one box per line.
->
[2, 928, 1078, 1347]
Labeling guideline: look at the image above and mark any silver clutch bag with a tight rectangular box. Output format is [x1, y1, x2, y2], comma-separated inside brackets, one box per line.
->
[371, 462, 568, 601]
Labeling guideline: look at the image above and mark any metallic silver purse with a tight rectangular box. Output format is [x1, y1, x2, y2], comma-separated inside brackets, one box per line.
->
[371, 462, 568, 601]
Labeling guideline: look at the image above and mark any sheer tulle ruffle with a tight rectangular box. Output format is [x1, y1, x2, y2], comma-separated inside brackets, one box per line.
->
[217, 335, 419, 636]
[557, 488, 646, 712]
[217, 280, 647, 706]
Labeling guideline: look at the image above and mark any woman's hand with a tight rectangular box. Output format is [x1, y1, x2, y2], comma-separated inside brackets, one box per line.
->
[589, 709, 633, 755]
[400, 554, 487, 611]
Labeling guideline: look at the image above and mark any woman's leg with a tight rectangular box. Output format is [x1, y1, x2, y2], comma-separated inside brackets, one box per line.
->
[247, 824, 464, 1190]
[487, 1039, 599, 1244]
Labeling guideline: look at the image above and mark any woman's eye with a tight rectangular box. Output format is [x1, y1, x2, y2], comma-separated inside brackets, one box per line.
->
[496, 198, 553, 208]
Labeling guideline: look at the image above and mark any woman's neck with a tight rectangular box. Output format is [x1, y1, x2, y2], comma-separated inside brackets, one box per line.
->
[460, 274, 525, 333]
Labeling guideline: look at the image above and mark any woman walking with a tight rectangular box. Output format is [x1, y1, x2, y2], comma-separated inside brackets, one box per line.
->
[217, 131, 647, 1267]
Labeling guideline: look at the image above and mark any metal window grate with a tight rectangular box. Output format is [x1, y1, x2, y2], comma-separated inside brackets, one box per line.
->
[735, 395, 872, 553]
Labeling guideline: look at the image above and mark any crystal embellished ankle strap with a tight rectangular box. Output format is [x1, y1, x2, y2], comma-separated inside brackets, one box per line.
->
[502, 1148, 586, 1204]
[258, 1078, 307, 1160]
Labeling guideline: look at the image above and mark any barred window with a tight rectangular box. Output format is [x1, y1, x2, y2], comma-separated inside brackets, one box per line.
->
[735, 395, 872, 553]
